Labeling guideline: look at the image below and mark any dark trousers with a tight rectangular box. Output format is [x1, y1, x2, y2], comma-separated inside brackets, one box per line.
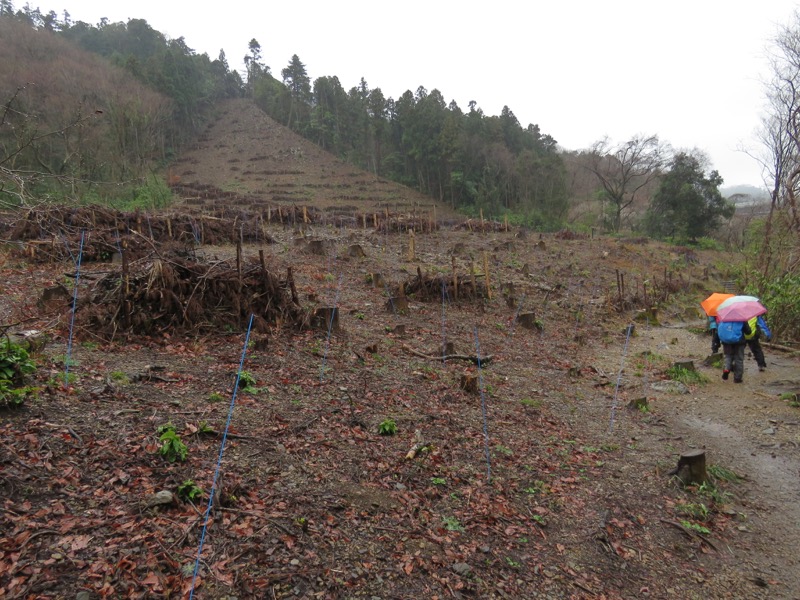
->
[723, 343, 746, 382]
[747, 337, 766, 368]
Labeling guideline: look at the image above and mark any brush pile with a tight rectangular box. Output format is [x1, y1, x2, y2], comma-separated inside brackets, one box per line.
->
[80, 255, 306, 339]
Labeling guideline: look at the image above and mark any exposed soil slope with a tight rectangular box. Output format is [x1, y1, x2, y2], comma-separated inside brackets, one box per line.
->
[170, 98, 456, 220]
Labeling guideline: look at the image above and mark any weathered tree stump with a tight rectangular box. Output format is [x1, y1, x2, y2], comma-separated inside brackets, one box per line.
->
[628, 397, 649, 411]
[307, 239, 328, 255]
[370, 273, 385, 288]
[390, 324, 406, 336]
[38, 284, 70, 309]
[311, 307, 339, 331]
[518, 312, 542, 331]
[703, 353, 723, 367]
[536, 240, 546, 250]
[672, 360, 696, 372]
[386, 296, 409, 314]
[671, 449, 707, 485]
[460, 373, 479, 394]
[521, 263, 531, 276]
[348, 244, 366, 258]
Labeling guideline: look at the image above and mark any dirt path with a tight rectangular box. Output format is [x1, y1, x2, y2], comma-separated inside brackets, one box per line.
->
[609, 322, 800, 598]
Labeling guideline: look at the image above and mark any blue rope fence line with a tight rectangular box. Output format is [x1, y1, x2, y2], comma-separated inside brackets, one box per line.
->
[320, 274, 342, 382]
[64, 231, 85, 385]
[189, 314, 255, 599]
[473, 326, 492, 484]
[609, 324, 635, 433]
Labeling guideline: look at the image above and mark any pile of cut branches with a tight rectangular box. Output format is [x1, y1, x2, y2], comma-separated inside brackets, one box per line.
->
[2, 205, 277, 263]
[80, 255, 306, 339]
[399, 267, 486, 302]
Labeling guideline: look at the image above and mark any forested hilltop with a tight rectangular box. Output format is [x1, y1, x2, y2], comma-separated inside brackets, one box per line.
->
[0, 4, 570, 227]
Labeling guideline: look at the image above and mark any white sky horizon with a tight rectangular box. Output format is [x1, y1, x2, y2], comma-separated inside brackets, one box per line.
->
[35, 1, 800, 190]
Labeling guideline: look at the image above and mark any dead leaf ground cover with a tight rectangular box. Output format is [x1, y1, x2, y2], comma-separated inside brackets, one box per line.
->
[0, 224, 799, 599]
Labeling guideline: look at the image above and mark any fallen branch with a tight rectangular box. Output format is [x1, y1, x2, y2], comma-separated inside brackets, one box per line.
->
[401, 343, 493, 366]
[659, 519, 718, 552]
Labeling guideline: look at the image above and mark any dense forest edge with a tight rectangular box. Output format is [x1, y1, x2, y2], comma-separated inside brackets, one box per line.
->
[0, 3, 798, 341]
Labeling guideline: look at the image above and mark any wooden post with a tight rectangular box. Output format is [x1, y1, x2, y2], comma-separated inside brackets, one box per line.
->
[483, 251, 491, 300]
[268, 206, 272, 223]
[303, 206, 309, 223]
[236, 240, 242, 289]
[373, 213, 378, 228]
[121, 240, 130, 328]
[504, 214, 509, 232]
[470, 260, 477, 299]
[166, 217, 172, 239]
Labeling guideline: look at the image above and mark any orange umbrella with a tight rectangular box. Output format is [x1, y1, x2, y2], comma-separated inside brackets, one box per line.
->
[700, 293, 734, 317]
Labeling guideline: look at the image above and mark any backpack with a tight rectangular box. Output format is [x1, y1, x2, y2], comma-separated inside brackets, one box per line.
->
[717, 321, 745, 344]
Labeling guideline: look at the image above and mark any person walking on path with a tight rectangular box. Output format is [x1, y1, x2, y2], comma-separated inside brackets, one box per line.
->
[709, 316, 721, 354]
[745, 315, 771, 371]
[717, 319, 752, 383]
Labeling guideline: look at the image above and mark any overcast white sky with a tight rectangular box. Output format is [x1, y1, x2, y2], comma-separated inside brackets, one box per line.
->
[48, 0, 800, 188]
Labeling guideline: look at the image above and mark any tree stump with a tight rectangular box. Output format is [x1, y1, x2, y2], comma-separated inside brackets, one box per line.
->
[307, 239, 328, 255]
[703, 353, 723, 367]
[440, 341, 455, 356]
[348, 244, 366, 258]
[518, 312, 542, 331]
[311, 307, 339, 331]
[672, 360, 696, 372]
[386, 296, 409, 314]
[390, 324, 406, 336]
[460, 373, 479, 394]
[370, 273, 385, 288]
[671, 449, 707, 485]
[628, 397, 649, 411]
[38, 284, 70, 309]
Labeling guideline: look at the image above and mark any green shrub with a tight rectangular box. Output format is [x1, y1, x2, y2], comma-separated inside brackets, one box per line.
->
[378, 418, 397, 435]
[158, 424, 188, 462]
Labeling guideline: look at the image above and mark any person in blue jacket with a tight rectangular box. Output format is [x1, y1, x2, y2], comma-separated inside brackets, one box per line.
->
[745, 315, 772, 371]
[718, 319, 752, 383]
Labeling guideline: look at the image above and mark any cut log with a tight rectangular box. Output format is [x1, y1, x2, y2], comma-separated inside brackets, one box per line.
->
[670, 449, 707, 485]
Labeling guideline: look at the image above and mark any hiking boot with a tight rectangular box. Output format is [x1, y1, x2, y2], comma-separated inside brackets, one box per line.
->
[734, 378, 743, 383]
[759, 365, 766, 372]
[722, 370, 730, 380]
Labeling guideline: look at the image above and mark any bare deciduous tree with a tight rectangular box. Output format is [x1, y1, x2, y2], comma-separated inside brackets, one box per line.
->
[585, 135, 668, 233]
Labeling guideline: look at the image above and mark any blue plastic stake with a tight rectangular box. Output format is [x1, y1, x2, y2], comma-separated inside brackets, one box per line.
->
[473, 327, 492, 483]
[609, 324, 634, 433]
[64, 231, 85, 385]
[320, 275, 342, 382]
[189, 314, 254, 599]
